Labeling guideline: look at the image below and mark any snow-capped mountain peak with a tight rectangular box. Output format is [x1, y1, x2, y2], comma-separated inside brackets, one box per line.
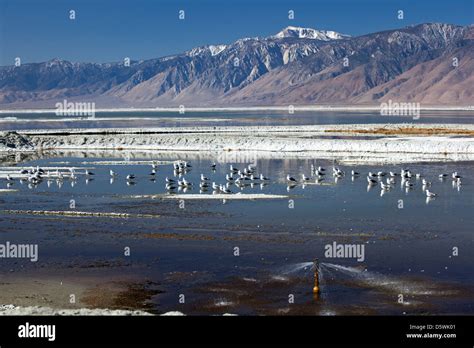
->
[187, 44, 227, 57]
[272, 26, 350, 41]
[208, 44, 227, 56]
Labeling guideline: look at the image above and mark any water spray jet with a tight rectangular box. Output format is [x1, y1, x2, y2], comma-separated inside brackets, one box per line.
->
[313, 258, 320, 296]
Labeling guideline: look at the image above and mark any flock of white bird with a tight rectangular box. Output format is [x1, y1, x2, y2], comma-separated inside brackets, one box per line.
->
[283, 164, 463, 200]
[161, 161, 463, 199]
[1, 162, 464, 201]
[1, 166, 97, 189]
[163, 161, 270, 194]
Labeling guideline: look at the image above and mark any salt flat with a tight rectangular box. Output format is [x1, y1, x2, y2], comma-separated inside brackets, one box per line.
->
[1, 124, 474, 163]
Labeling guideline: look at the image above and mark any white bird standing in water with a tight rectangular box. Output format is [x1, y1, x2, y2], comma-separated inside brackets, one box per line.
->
[166, 183, 176, 190]
[315, 169, 324, 176]
[426, 190, 437, 198]
[287, 175, 297, 183]
[110, 170, 117, 177]
[333, 167, 344, 176]
[182, 178, 192, 187]
[250, 174, 259, 181]
[367, 177, 377, 185]
[221, 185, 232, 194]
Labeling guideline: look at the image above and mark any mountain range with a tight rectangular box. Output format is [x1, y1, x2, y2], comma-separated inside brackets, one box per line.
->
[0, 23, 472, 108]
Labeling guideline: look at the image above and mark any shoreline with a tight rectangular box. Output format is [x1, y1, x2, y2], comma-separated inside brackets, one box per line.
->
[0, 272, 182, 316]
[11, 123, 474, 135]
[0, 105, 473, 114]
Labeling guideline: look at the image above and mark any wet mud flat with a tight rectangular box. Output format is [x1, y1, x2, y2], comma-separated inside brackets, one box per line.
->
[1, 199, 473, 316]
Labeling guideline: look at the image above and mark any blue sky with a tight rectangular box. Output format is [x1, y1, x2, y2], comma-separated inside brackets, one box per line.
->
[0, 0, 472, 65]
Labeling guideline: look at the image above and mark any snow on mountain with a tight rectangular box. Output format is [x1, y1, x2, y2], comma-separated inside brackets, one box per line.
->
[272, 26, 350, 41]
[209, 45, 227, 56]
[187, 44, 227, 57]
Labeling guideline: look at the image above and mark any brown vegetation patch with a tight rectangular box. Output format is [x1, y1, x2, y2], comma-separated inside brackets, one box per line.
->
[325, 127, 474, 136]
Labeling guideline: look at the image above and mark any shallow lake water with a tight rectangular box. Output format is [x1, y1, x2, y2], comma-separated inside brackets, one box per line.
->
[1, 110, 474, 130]
[1, 152, 473, 315]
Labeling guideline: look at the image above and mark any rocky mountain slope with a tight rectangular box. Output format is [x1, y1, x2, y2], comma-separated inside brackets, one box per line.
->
[0, 23, 472, 108]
